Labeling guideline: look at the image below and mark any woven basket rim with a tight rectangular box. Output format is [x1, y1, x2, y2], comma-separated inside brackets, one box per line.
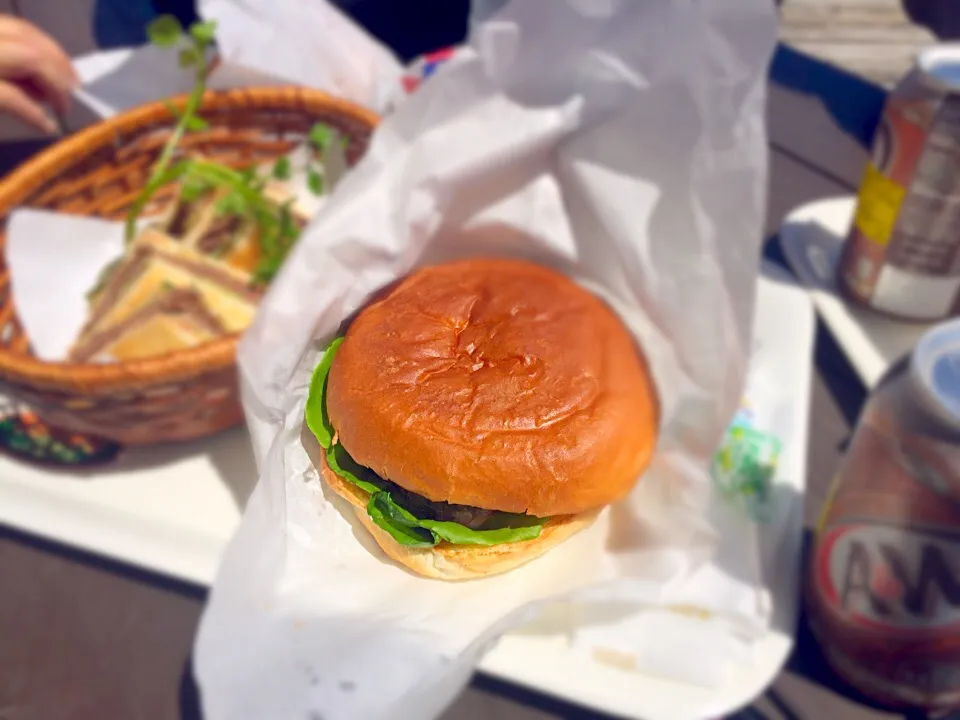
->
[0, 86, 380, 391]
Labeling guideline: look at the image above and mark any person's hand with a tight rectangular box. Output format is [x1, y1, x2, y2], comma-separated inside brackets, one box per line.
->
[0, 16, 78, 134]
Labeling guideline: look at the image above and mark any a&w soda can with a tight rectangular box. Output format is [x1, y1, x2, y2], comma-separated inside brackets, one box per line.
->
[807, 318, 960, 711]
[838, 44, 960, 321]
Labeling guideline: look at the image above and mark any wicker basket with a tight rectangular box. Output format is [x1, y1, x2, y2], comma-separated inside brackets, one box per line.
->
[0, 87, 378, 447]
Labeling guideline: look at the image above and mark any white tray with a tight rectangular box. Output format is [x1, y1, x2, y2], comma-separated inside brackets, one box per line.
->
[778, 196, 932, 388]
[0, 262, 814, 720]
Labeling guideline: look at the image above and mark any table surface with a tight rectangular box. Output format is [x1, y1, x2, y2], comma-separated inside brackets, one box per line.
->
[778, 0, 939, 89]
[0, 8, 935, 720]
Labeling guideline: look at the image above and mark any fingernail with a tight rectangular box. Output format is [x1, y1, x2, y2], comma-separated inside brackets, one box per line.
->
[40, 113, 58, 135]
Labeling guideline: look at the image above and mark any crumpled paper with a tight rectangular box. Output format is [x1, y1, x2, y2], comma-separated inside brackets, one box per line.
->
[193, 1, 778, 718]
[199, 0, 403, 111]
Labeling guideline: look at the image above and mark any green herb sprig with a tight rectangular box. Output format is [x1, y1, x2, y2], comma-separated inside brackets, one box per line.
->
[123, 15, 343, 286]
[124, 15, 217, 243]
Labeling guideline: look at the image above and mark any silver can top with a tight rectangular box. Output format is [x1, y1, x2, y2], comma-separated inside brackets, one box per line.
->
[918, 43, 960, 92]
[910, 317, 960, 429]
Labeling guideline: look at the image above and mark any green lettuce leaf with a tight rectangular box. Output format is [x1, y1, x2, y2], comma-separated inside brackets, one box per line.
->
[369, 493, 545, 548]
[304, 339, 546, 547]
[325, 443, 382, 496]
[368, 492, 435, 547]
[304, 337, 343, 449]
[420, 516, 543, 546]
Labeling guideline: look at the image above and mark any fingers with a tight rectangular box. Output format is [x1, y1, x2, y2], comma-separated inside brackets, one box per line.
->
[0, 16, 77, 119]
[0, 79, 57, 133]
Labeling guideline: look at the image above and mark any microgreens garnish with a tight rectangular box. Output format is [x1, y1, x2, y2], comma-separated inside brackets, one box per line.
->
[124, 15, 216, 244]
[124, 15, 343, 286]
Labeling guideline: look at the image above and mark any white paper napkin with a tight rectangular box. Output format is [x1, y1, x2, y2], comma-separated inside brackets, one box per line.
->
[200, 0, 403, 112]
[6, 209, 125, 360]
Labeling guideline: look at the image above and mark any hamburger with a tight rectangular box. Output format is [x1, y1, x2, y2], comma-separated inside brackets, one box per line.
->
[304, 258, 659, 580]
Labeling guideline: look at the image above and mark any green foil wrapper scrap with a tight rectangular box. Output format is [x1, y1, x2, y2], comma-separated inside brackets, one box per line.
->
[711, 406, 782, 523]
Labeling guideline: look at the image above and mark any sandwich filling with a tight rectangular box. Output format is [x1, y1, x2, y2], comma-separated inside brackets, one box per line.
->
[305, 338, 548, 548]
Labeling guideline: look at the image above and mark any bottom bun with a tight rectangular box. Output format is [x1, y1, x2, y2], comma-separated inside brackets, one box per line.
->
[319, 455, 598, 580]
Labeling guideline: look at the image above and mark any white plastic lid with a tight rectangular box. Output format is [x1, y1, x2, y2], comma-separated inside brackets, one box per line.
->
[910, 317, 960, 429]
[918, 43, 960, 91]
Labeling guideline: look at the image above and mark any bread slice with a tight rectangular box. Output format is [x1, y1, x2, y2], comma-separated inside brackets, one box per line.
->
[70, 288, 225, 362]
[159, 186, 223, 244]
[79, 228, 261, 348]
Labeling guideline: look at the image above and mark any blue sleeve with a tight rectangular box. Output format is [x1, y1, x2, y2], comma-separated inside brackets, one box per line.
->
[770, 44, 886, 150]
[93, 0, 199, 49]
[93, 0, 155, 49]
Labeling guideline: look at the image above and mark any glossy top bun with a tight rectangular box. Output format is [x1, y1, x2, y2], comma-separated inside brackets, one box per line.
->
[326, 257, 659, 517]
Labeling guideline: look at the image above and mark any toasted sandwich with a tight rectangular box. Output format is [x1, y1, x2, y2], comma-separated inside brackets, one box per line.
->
[70, 287, 226, 362]
[156, 180, 309, 275]
[76, 228, 261, 352]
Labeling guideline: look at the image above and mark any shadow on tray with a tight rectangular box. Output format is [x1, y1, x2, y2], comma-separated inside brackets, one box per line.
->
[0, 407, 258, 511]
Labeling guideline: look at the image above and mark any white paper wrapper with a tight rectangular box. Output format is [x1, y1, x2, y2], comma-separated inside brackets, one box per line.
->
[200, 0, 403, 112]
[6, 210, 126, 361]
[193, 1, 778, 718]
